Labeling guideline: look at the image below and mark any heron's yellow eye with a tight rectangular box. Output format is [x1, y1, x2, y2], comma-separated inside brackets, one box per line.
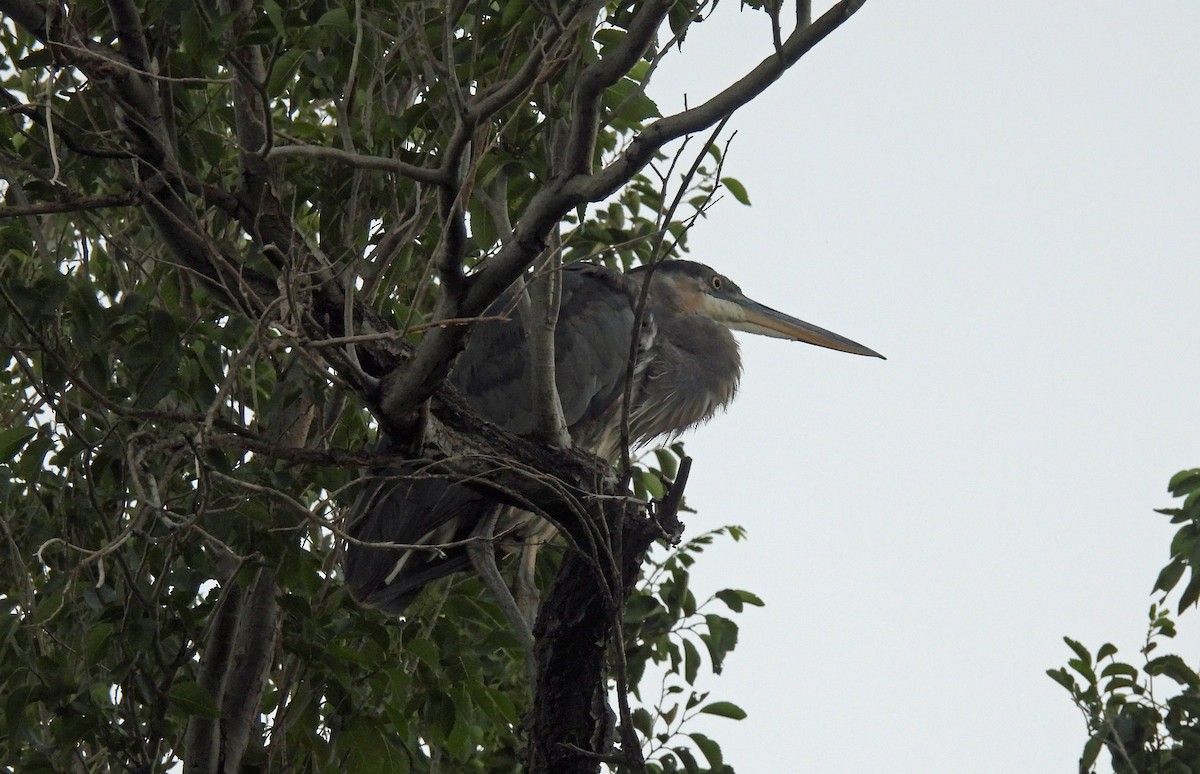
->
[711, 275, 723, 291]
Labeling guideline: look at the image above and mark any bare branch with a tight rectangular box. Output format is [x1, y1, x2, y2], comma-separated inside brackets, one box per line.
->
[218, 568, 279, 771]
[378, 1, 868, 422]
[0, 194, 139, 219]
[466, 0, 604, 123]
[104, 0, 152, 68]
[185, 575, 244, 773]
[378, 177, 574, 419]
[767, 0, 784, 54]
[0, 0, 56, 43]
[797, 0, 813, 28]
[572, 0, 868, 203]
[267, 143, 450, 186]
[467, 509, 537, 655]
[528, 241, 572, 448]
[562, 0, 672, 176]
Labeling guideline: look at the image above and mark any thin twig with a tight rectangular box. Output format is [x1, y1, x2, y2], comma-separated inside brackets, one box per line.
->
[0, 193, 139, 218]
[267, 143, 450, 186]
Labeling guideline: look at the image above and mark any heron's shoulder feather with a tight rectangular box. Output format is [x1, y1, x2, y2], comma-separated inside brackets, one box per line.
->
[449, 263, 649, 438]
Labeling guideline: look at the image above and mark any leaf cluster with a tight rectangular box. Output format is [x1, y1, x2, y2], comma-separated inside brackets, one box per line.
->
[0, 0, 858, 769]
[622, 525, 761, 773]
[1051, 469, 1200, 774]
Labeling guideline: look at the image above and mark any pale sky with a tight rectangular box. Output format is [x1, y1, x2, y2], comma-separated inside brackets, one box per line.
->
[644, 4, 1199, 772]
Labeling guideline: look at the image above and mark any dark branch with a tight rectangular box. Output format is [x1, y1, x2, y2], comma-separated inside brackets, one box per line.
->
[0, 194, 139, 219]
[571, 0, 868, 203]
[217, 568, 279, 771]
[466, 0, 602, 123]
[104, 0, 152, 69]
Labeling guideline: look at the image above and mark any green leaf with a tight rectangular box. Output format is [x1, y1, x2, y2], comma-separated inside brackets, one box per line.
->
[341, 717, 409, 774]
[689, 732, 723, 769]
[1100, 661, 1139, 679]
[1169, 468, 1200, 497]
[702, 614, 740, 674]
[17, 49, 55, 70]
[715, 589, 743, 613]
[1046, 668, 1079, 694]
[638, 468, 666, 499]
[169, 680, 220, 719]
[406, 636, 439, 669]
[1080, 731, 1105, 770]
[1068, 658, 1097, 684]
[315, 7, 351, 29]
[683, 637, 700, 685]
[1178, 563, 1200, 614]
[1155, 559, 1186, 594]
[1184, 487, 1200, 519]
[674, 746, 701, 774]
[84, 623, 113, 662]
[0, 425, 37, 462]
[1096, 642, 1118, 662]
[721, 177, 751, 205]
[715, 588, 765, 613]
[1145, 654, 1200, 689]
[30, 585, 66, 626]
[1063, 637, 1091, 666]
[1104, 677, 1144, 694]
[501, 0, 531, 31]
[262, 0, 285, 35]
[654, 447, 679, 480]
[268, 47, 307, 95]
[699, 700, 747, 720]
[594, 28, 626, 53]
[632, 707, 654, 737]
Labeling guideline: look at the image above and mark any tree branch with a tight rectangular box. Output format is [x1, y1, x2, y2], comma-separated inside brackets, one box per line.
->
[377, 1, 868, 422]
[528, 241, 572, 448]
[562, 0, 671, 177]
[571, 0, 868, 203]
[267, 143, 450, 186]
[466, 0, 603, 124]
[217, 567, 280, 771]
[104, 0, 152, 69]
[183, 574, 243, 773]
[528, 495, 661, 774]
[0, 0, 55, 44]
[0, 194, 139, 219]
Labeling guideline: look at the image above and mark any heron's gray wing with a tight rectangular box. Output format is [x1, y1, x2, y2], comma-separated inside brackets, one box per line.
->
[449, 262, 640, 438]
[344, 467, 487, 615]
[344, 263, 641, 615]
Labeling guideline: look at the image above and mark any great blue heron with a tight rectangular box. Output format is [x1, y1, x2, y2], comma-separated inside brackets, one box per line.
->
[345, 260, 882, 620]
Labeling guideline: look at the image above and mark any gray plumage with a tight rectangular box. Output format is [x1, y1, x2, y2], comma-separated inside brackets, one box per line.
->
[344, 260, 882, 614]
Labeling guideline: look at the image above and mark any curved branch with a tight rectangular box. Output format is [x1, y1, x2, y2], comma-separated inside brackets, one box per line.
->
[571, 0, 868, 203]
[378, 176, 576, 418]
[267, 144, 450, 186]
[562, 0, 672, 177]
[466, 0, 604, 124]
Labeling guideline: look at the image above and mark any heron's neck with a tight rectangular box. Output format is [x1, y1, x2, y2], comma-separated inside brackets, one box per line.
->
[630, 315, 742, 443]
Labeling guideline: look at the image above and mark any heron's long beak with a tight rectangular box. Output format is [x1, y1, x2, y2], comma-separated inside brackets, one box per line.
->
[720, 295, 885, 359]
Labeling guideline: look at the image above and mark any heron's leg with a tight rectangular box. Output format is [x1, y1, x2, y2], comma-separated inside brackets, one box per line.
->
[466, 508, 535, 653]
[513, 541, 540, 626]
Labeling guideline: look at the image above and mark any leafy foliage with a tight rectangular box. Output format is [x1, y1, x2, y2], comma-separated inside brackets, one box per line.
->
[1052, 469, 1200, 773]
[0, 0, 868, 770]
[624, 525, 762, 773]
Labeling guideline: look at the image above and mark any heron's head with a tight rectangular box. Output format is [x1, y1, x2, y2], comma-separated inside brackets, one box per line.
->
[633, 260, 884, 359]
